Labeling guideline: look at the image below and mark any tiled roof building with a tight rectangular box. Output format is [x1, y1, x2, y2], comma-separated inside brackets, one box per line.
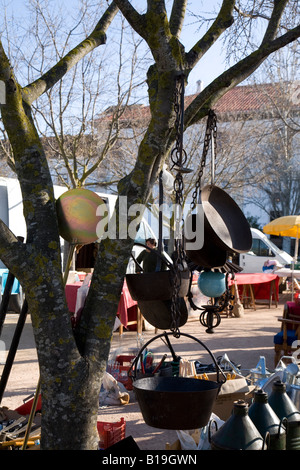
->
[188, 81, 300, 121]
[96, 81, 300, 126]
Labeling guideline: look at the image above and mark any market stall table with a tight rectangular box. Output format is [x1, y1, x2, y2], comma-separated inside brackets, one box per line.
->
[272, 268, 300, 280]
[65, 280, 141, 333]
[228, 273, 279, 310]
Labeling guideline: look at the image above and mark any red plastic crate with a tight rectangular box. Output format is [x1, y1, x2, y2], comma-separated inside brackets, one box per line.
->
[15, 394, 42, 415]
[97, 417, 126, 449]
[106, 355, 135, 390]
[115, 355, 136, 365]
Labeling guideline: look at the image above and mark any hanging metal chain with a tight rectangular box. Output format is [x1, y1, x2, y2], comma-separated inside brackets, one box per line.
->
[171, 75, 187, 172]
[169, 74, 189, 336]
[171, 74, 188, 254]
[191, 109, 217, 211]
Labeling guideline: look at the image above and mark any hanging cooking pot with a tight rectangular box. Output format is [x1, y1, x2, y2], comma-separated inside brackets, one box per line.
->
[126, 169, 191, 301]
[137, 297, 188, 330]
[185, 182, 253, 268]
[126, 268, 190, 301]
[126, 243, 191, 301]
[200, 183, 252, 254]
[185, 212, 227, 268]
[185, 185, 252, 267]
[129, 332, 226, 430]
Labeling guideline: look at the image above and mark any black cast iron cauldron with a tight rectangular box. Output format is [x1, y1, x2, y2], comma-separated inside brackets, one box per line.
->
[129, 332, 226, 430]
[126, 269, 190, 301]
[185, 184, 252, 268]
[185, 211, 227, 268]
[137, 297, 188, 330]
[126, 242, 191, 301]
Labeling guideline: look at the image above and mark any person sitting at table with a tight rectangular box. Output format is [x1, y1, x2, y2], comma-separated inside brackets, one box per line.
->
[136, 238, 166, 272]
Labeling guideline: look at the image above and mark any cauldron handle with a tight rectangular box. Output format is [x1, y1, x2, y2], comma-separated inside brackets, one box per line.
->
[130, 252, 144, 272]
[163, 332, 180, 362]
[128, 331, 226, 384]
[132, 242, 174, 271]
[133, 242, 189, 274]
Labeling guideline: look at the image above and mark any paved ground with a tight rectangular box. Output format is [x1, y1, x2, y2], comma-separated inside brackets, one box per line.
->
[0, 293, 290, 450]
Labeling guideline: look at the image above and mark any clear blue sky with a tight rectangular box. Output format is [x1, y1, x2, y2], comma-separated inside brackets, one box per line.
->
[181, 0, 228, 94]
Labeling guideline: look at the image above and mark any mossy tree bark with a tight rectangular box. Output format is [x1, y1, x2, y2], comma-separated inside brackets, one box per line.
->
[0, 0, 299, 449]
[0, 4, 120, 450]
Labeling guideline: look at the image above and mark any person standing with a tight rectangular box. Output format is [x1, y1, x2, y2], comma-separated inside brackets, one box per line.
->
[136, 238, 161, 272]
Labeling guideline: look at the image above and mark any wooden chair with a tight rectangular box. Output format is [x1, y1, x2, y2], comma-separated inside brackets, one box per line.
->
[274, 301, 300, 367]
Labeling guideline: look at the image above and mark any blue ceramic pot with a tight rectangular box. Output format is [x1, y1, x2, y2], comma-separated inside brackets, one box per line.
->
[198, 271, 226, 298]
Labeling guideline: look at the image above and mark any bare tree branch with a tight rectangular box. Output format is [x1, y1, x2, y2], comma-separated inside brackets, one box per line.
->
[260, 0, 289, 45]
[185, 0, 235, 70]
[184, 22, 300, 128]
[169, 0, 188, 37]
[234, 5, 270, 21]
[113, 0, 146, 38]
[23, 2, 119, 104]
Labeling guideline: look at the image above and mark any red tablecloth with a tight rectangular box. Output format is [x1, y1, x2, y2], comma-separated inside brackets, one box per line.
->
[228, 273, 278, 285]
[65, 281, 137, 327]
[65, 282, 82, 313]
[117, 282, 137, 327]
[228, 273, 279, 301]
[286, 301, 300, 317]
